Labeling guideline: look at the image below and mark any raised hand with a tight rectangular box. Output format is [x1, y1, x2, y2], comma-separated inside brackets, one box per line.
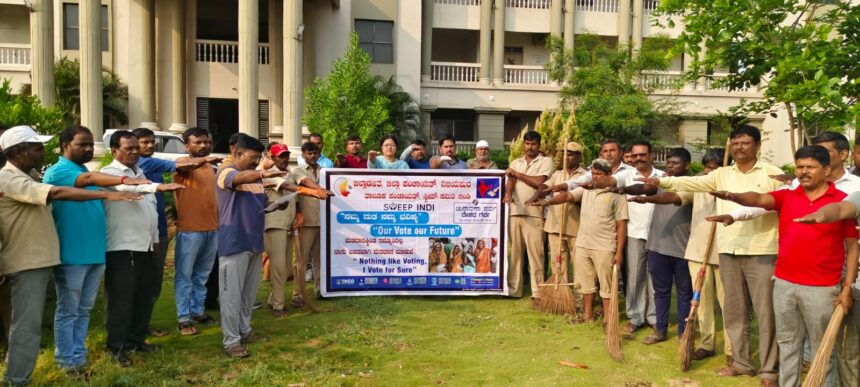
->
[635, 177, 660, 187]
[769, 174, 795, 184]
[122, 177, 151, 185]
[156, 183, 185, 192]
[261, 170, 287, 178]
[793, 211, 827, 224]
[709, 191, 736, 201]
[705, 214, 735, 225]
[105, 191, 142, 201]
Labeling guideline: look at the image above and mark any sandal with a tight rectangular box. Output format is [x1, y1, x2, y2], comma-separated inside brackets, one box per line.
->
[191, 313, 218, 325]
[224, 344, 250, 358]
[241, 332, 269, 344]
[624, 322, 644, 335]
[178, 321, 198, 336]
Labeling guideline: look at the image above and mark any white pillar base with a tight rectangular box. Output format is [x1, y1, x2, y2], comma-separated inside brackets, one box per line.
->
[492, 78, 503, 86]
[93, 142, 108, 158]
[169, 123, 187, 134]
[479, 77, 491, 85]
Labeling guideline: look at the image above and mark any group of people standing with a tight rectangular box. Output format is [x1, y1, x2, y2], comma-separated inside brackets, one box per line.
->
[508, 125, 859, 386]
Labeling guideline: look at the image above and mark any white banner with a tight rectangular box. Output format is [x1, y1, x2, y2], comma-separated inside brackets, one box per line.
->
[320, 169, 508, 297]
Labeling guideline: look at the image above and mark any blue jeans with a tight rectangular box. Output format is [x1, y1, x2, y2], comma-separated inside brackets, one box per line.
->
[53, 264, 104, 370]
[646, 251, 692, 335]
[174, 231, 218, 323]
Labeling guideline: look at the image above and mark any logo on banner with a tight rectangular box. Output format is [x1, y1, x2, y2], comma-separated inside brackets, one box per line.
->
[335, 178, 351, 197]
[476, 178, 500, 199]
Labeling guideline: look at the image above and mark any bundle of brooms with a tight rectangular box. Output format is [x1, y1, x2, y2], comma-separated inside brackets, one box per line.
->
[535, 139, 578, 316]
[802, 304, 846, 387]
[679, 138, 731, 371]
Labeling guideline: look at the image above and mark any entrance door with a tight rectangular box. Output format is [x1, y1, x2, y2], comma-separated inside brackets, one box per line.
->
[198, 97, 238, 154]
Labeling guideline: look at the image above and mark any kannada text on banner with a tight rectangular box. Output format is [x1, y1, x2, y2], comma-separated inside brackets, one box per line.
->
[320, 169, 508, 296]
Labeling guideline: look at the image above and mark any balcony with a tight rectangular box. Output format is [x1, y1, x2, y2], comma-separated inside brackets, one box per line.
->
[639, 70, 757, 94]
[194, 40, 270, 65]
[434, 0, 481, 5]
[576, 0, 619, 13]
[504, 65, 550, 85]
[506, 0, 550, 9]
[431, 62, 481, 83]
[0, 43, 30, 71]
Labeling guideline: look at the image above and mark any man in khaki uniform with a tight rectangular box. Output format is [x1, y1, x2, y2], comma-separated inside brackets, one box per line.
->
[531, 158, 627, 322]
[541, 142, 585, 282]
[292, 142, 325, 302]
[504, 131, 555, 298]
[262, 144, 301, 317]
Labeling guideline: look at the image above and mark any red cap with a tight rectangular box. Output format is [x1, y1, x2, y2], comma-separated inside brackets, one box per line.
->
[270, 143, 290, 157]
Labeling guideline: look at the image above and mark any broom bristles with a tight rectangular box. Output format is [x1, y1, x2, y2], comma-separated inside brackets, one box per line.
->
[536, 273, 577, 315]
[802, 305, 845, 387]
[606, 264, 623, 362]
[678, 304, 699, 371]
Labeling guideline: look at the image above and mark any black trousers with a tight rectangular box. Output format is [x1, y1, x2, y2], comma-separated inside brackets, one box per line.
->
[105, 250, 158, 352]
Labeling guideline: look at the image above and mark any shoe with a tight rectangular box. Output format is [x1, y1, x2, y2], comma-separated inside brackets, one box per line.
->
[760, 379, 778, 387]
[272, 309, 288, 318]
[717, 367, 756, 377]
[108, 350, 132, 367]
[252, 301, 263, 310]
[224, 344, 250, 358]
[240, 332, 269, 344]
[147, 325, 169, 337]
[178, 321, 199, 336]
[63, 365, 86, 379]
[191, 313, 218, 325]
[691, 348, 716, 361]
[291, 298, 303, 308]
[643, 331, 667, 345]
[624, 322, 645, 335]
[128, 343, 160, 353]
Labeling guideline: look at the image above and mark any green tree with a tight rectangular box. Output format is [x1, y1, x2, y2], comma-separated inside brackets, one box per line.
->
[22, 58, 129, 128]
[545, 34, 676, 157]
[656, 1, 860, 152]
[304, 33, 392, 157]
[0, 79, 66, 165]
[373, 75, 422, 144]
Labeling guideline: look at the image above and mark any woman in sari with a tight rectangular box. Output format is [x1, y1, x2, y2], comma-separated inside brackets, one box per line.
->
[449, 245, 464, 273]
[475, 239, 495, 273]
[428, 241, 448, 273]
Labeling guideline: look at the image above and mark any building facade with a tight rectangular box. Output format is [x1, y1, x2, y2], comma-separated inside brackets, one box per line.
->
[0, 0, 793, 163]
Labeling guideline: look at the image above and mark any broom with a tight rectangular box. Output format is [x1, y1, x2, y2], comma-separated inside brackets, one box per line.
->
[678, 222, 717, 371]
[293, 229, 321, 313]
[679, 138, 731, 371]
[536, 139, 577, 316]
[802, 304, 845, 387]
[606, 264, 623, 362]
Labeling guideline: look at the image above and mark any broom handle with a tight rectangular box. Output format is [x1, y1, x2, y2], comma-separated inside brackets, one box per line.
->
[553, 138, 570, 288]
[690, 138, 731, 305]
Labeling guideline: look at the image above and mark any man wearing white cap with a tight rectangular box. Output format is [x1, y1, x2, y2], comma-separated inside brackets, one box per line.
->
[0, 126, 141, 385]
[467, 140, 498, 169]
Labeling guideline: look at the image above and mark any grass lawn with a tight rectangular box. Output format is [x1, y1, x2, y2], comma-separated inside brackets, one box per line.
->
[5, 247, 762, 386]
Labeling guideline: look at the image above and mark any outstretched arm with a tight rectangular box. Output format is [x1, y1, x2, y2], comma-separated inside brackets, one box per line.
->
[49, 186, 141, 202]
[74, 172, 150, 188]
[710, 191, 776, 210]
[619, 183, 658, 196]
[628, 191, 681, 205]
[794, 201, 857, 224]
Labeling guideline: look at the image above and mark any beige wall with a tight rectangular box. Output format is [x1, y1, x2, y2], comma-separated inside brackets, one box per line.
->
[504, 32, 550, 66]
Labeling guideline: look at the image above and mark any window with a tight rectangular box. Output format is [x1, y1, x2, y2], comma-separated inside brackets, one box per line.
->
[355, 19, 394, 64]
[432, 120, 475, 142]
[63, 4, 109, 51]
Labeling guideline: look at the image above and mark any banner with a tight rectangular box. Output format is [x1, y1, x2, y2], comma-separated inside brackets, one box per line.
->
[320, 169, 508, 297]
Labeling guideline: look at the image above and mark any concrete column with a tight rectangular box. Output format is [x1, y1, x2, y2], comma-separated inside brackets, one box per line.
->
[682, 51, 695, 91]
[139, 0, 155, 124]
[420, 105, 436, 141]
[269, 0, 283, 138]
[550, 0, 563, 39]
[421, 0, 433, 82]
[284, 0, 303, 145]
[617, 0, 631, 49]
[239, 0, 260, 137]
[29, 0, 54, 107]
[680, 119, 709, 161]
[478, 0, 492, 85]
[563, 0, 575, 50]
[79, 0, 103, 148]
[169, 0, 187, 133]
[492, 0, 505, 85]
[631, 0, 643, 53]
[696, 42, 707, 90]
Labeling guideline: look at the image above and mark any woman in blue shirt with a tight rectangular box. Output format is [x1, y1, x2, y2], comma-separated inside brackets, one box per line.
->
[368, 135, 409, 169]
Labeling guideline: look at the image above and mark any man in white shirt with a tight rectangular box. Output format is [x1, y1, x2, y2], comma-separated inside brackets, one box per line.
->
[100, 130, 183, 366]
